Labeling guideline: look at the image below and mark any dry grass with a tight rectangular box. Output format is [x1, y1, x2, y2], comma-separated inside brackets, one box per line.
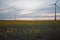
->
[0, 20, 60, 27]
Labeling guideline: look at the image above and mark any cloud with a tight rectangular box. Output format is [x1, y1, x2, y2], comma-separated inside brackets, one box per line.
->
[8, 1, 41, 10]
[0, 0, 60, 20]
[18, 9, 34, 14]
[0, 17, 59, 20]
[0, 9, 10, 13]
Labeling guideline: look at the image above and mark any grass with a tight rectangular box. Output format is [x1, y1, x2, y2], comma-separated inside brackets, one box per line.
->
[0, 20, 60, 40]
[0, 20, 60, 27]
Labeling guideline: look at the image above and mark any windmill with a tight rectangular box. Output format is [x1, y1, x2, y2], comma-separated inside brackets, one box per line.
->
[52, 0, 58, 21]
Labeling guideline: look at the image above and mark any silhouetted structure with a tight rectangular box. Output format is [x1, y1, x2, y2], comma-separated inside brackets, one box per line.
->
[52, 0, 58, 21]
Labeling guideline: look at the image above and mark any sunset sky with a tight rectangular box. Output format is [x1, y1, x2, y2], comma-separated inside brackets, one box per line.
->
[0, 0, 60, 20]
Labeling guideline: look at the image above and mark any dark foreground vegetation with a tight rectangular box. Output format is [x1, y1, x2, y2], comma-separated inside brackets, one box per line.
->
[0, 21, 60, 40]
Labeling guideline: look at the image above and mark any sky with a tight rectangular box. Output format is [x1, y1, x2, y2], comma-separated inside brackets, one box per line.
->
[0, 0, 60, 20]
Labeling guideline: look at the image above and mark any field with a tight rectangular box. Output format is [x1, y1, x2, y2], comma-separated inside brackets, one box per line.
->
[0, 20, 60, 40]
